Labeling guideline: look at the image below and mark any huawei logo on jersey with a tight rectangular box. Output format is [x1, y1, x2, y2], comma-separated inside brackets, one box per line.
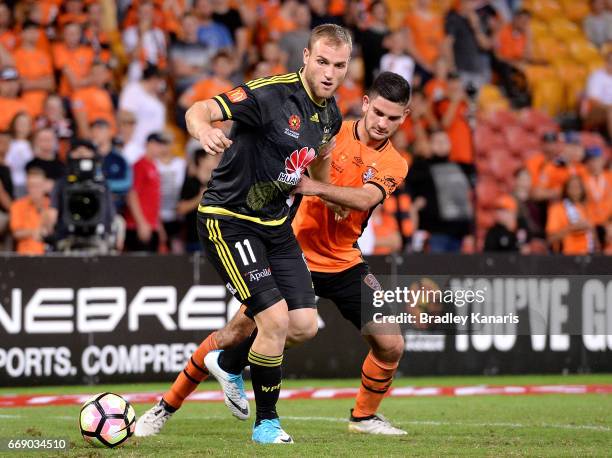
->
[277, 147, 316, 185]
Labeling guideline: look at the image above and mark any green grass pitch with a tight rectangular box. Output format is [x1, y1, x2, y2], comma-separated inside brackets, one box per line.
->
[0, 374, 611, 457]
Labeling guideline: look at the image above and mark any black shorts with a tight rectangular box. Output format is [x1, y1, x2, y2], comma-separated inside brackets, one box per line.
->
[197, 214, 316, 316]
[311, 263, 381, 330]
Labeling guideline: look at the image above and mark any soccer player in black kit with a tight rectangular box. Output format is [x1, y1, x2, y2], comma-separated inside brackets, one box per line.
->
[184, 24, 351, 444]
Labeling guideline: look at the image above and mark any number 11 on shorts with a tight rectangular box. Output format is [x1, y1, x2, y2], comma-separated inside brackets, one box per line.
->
[235, 239, 256, 265]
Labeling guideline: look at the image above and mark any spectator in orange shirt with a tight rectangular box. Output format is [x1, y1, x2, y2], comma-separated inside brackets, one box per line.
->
[84, 1, 112, 64]
[546, 175, 595, 255]
[370, 204, 402, 255]
[433, 73, 474, 165]
[424, 56, 450, 102]
[0, 68, 28, 132]
[527, 131, 561, 193]
[9, 167, 50, 255]
[12, 20, 55, 117]
[57, 0, 88, 30]
[537, 132, 587, 200]
[0, 3, 17, 52]
[71, 61, 115, 138]
[492, 9, 532, 108]
[179, 51, 234, 109]
[583, 146, 612, 246]
[52, 22, 95, 97]
[403, 0, 445, 80]
[260, 40, 288, 76]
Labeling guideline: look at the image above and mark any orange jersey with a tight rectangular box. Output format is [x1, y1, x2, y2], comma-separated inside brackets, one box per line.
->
[52, 43, 95, 96]
[497, 24, 526, 61]
[13, 46, 53, 117]
[584, 172, 612, 226]
[293, 120, 408, 273]
[0, 96, 29, 130]
[546, 200, 593, 255]
[183, 78, 233, 107]
[9, 195, 50, 255]
[403, 11, 445, 66]
[71, 86, 116, 130]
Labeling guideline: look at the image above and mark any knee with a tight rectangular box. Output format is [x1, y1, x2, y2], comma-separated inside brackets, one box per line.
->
[287, 319, 318, 345]
[373, 336, 404, 364]
[258, 310, 289, 340]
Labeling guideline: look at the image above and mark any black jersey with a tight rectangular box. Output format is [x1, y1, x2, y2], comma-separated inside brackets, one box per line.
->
[199, 71, 342, 224]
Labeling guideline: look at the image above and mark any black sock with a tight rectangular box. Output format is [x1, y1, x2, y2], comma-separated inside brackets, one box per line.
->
[248, 349, 283, 425]
[218, 330, 257, 375]
[159, 398, 177, 413]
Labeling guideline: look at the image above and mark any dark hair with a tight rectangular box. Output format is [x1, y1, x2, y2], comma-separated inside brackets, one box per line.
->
[562, 175, 586, 203]
[142, 63, 164, 80]
[9, 111, 30, 137]
[368, 72, 411, 105]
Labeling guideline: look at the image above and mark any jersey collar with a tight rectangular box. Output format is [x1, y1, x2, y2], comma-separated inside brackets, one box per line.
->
[353, 120, 389, 151]
[298, 68, 326, 108]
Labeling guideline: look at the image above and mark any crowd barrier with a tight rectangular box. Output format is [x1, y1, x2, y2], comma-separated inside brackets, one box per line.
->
[0, 253, 610, 386]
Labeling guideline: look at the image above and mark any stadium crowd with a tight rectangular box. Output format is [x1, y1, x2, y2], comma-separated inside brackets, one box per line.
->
[0, 0, 610, 256]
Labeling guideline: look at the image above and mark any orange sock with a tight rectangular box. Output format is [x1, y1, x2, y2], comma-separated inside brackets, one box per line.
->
[162, 332, 219, 409]
[352, 351, 398, 418]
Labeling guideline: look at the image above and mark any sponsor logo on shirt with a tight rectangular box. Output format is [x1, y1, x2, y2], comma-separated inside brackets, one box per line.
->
[362, 166, 377, 183]
[277, 147, 316, 185]
[245, 267, 272, 282]
[226, 87, 247, 103]
[310, 113, 319, 122]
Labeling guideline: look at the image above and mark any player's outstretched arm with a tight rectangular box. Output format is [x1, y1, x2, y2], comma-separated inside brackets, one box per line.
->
[294, 175, 383, 212]
[185, 99, 233, 155]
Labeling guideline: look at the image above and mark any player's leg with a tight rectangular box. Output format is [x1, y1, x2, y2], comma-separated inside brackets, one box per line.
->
[135, 306, 257, 436]
[199, 217, 295, 443]
[349, 332, 406, 435]
[312, 264, 407, 435]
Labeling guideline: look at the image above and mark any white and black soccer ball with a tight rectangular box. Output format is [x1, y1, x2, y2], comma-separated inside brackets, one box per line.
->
[79, 392, 136, 448]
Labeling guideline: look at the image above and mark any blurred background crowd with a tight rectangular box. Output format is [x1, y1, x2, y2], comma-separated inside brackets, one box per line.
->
[0, 0, 610, 256]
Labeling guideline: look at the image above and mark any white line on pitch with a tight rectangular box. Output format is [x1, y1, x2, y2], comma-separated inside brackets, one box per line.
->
[67, 413, 605, 433]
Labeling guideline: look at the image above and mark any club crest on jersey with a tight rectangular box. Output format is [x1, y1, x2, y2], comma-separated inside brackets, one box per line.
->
[363, 166, 377, 183]
[226, 87, 247, 103]
[277, 147, 316, 185]
[288, 114, 301, 131]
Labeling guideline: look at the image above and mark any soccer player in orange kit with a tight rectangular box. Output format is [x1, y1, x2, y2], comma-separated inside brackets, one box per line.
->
[136, 71, 411, 437]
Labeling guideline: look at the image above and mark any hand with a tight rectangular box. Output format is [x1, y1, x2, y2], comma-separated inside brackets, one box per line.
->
[570, 220, 591, 232]
[318, 137, 336, 160]
[323, 200, 350, 221]
[198, 126, 232, 155]
[413, 196, 427, 210]
[292, 175, 321, 196]
[137, 221, 152, 243]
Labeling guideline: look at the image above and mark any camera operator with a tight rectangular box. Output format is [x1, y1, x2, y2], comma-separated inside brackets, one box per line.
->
[43, 139, 116, 253]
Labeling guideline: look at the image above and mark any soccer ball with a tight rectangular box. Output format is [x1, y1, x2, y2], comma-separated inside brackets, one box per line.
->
[79, 392, 136, 448]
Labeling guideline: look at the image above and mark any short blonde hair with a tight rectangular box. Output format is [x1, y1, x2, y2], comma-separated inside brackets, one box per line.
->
[308, 24, 352, 52]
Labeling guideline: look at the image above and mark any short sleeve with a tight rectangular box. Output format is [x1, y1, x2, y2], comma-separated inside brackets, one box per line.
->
[366, 156, 409, 202]
[212, 84, 266, 127]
